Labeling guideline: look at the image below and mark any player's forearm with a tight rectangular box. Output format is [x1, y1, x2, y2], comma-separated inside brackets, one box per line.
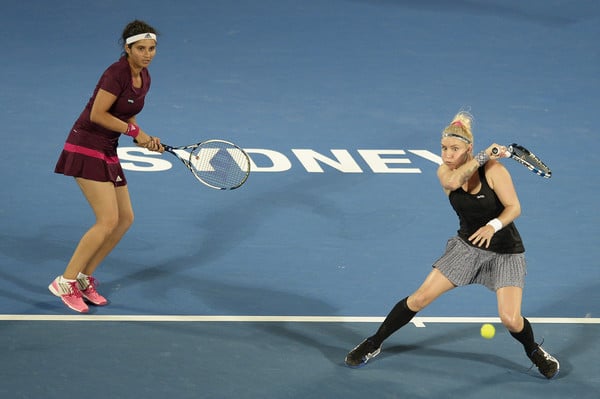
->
[90, 110, 130, 133]
[496, 203, 521, 228]
[440, 158, 480, 191]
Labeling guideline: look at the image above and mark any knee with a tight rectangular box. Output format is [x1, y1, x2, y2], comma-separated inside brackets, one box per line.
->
[97, 212, 133, 236]
[499, 312, 523, 332]
[407, 292, 430, 312]
[120, 210, 134, 229]
[97, 216, 120, 235]
[98, 210, 133, 232]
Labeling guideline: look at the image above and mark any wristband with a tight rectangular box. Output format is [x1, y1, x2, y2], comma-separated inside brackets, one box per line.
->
[486, 218, 502, 233]
[475, 150, 490, 167]
[124, 123, 140, 138]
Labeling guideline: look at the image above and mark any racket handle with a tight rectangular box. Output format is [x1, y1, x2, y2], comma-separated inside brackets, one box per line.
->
[492, 147, 510, 158]
[133, 138, 170, 152]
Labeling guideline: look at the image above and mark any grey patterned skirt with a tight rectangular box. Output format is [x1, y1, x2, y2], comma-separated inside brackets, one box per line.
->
[433, 236, 526, 291]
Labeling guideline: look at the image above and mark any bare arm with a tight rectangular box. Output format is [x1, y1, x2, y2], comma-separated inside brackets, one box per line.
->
[437, 143, 503, 194]
[89, 89, 130, 133]
[485, 161, 521, 227]
[437, 157, 481, 194]
[90, 88, 159, 150]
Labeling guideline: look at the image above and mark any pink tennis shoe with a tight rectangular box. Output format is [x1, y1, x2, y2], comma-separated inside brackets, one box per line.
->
[48, 277, 89, 313]
[78, 276, 108, 306]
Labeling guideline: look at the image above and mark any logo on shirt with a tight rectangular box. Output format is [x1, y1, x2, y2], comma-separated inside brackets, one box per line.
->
[476, 194, 485, 199]
[128, 99, 134, 103]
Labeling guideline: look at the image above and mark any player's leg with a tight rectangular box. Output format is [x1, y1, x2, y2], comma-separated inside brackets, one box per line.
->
[371, 268, 455, 345]
[63, 178, 122, 278]
[77, 183, 134, 305]
[82, 184, 134, 276]
[345, 269, 455, 367]
[49, 178, 120, 312]
[496, 286, 525, 333]
[497, 286, 559, 379]
[407, 268, 456, 312]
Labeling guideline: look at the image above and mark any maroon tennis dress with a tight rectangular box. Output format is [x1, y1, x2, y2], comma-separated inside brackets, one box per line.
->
[55, 56, 151, 186]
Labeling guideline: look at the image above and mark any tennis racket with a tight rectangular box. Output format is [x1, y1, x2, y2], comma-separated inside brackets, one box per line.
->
[160, 139, 251, 190]
[492, 143, 551, 178]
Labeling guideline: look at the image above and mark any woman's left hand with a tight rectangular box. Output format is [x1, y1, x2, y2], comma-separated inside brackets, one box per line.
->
[468, 225, 495, 248]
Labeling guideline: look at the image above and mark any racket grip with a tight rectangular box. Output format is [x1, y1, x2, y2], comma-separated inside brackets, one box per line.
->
[133, 138, 169, 152]
[492, 147, 510, 158]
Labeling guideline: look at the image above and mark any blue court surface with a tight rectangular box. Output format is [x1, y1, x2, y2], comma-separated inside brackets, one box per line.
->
[1, 1, 599, 398]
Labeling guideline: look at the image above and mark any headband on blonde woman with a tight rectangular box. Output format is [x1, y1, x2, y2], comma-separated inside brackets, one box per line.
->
[442, 132, 472, 144]
[125, 33, 157, 45]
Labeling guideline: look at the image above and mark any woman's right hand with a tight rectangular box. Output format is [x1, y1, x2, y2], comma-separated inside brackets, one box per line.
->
[135, 131, 163, 152]
[486, 143, 507, 159]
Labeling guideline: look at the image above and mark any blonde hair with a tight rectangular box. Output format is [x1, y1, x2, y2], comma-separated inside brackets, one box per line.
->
[442, 110, 474, 145]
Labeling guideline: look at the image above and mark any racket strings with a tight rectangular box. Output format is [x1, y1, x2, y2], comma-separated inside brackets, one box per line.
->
[190, 142, 250, 189]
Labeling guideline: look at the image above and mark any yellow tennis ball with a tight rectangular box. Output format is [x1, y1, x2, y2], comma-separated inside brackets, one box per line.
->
[480, 323, 495, 339]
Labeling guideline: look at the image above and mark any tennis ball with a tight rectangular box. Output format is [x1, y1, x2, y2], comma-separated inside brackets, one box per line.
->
[480, 323, 495, 339]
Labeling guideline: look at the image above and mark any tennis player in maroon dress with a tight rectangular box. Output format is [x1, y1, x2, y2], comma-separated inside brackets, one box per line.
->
[51, 20, 163, 313]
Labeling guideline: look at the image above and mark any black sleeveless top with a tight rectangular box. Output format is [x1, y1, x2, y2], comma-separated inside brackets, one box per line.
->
[449, 167, 525, 254]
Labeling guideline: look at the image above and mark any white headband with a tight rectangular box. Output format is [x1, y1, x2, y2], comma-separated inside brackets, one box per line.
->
[125, 33, 157, 45]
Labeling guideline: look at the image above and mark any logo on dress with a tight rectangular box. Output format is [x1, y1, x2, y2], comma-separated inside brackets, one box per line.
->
[128, 99, 134, 103]
[116, 176, 123, 182]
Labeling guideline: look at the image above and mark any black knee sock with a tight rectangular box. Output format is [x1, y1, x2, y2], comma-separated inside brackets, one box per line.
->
[510, 317, 537, 355]
[369, 297, 417, 347]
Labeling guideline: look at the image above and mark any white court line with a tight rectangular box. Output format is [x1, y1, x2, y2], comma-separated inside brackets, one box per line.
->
[0, 314, 599, 327]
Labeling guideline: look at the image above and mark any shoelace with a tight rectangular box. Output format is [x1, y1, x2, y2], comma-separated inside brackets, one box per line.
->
[527, 339, 556, 375]
[65, 281, 83, 298]
[526, 339, 543, 373]
[85, 277, 99, 292]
